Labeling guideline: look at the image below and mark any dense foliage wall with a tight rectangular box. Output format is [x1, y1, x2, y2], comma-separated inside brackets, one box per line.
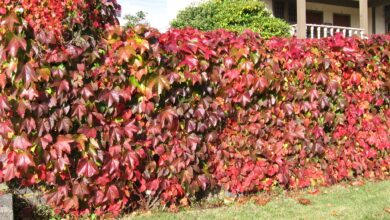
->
[0, 0, 389, 216]
[170, 0, 291, 38]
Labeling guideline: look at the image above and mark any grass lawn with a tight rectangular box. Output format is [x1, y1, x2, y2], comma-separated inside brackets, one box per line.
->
[125, 180, 390, 220]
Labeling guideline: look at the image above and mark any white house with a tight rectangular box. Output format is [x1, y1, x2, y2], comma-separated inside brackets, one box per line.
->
[261, 0, 390, 38]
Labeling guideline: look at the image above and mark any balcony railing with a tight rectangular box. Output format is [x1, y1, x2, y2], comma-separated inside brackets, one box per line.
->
[290, 24, 365, 38]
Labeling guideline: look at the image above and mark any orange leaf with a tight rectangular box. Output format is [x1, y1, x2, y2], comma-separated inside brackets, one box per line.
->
[350, 180, 365, 186]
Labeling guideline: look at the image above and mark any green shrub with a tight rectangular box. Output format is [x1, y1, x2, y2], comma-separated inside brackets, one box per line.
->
[170, 0, 291, 38]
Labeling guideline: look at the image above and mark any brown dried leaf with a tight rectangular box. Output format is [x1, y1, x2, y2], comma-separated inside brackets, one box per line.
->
[308, 188, 320, 195]
[253, 196, 271, 206]
[168, 204, 179, 213]
[297, 198, 311, 205]
[179, 197, 189, 207]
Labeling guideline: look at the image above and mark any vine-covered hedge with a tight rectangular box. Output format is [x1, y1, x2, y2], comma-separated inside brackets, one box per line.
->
[0, 1, 389, 216]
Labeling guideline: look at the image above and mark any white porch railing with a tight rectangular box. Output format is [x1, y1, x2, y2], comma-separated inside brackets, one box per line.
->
[290, 24, 365, 38]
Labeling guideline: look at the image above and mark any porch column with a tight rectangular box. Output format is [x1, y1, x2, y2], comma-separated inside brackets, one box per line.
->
[359, 0, 369, 36]
[372, 7, 376, 34]
[296, 0, 306, 38]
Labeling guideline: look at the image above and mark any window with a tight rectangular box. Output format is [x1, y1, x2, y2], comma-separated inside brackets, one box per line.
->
[333, 13, 351, 27]
[273, 1, 285, 20]
[288, 1, 297, 23]
[306, 10, 323, 24]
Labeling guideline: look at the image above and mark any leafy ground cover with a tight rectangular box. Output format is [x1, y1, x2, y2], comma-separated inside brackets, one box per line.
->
[127, 180, 390, 220]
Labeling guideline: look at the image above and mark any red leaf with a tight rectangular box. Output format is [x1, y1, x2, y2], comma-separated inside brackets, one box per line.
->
[123, 120, 139, 139]
[159, 107, 177, 129]
[139, 100, 154, 114]
[95, 190, 105, 204]
[326, 80, 339, 96]
[224, 69, 240, 81]
[106, 185, 120, 202]
[187, 134, 200, 151]
[117, 45, 135, 63]
[57, 117, 72, 133]
[36, 31, 56, 45]
[224, 57, 234, 69]
[0, 121, 13, 135]
[72, 103, 87, 120]
[18, 62, 37, 87]
[2, 12, 19, 30]
[12, 134, 32, 150]
[123, 151, 139, 168]
[186, 120, 197, 133]
[57, 80, 70, 95]
[308, 88, 319, 102]
[100, 90, 120, 107]
[45, 186, 68, 206]
[0, 8, 6, 15]
[17, 100, 29, 117]
[53, 135, 74, 155]
[55, 156, 70, 171]
[15, 152, 35, 171]
[77, 126, 97, 139]
[0, 94, 10, 114]
[103, 158, 120, 175]
[180, 55, 198, 70]
[7, 35, 27, 57]
[63, 196, 79, 212]
[235, 92, 251, 107]
[198, 175, 208, 190]
[182, 167, 194, 184]
[0, 73, 6, 89]
[39, 134, 53, 149]
[72, 182, 90, 197]
[255, 77, 269, 93]
[148, 75, 170, 95]
[2, 163, 18, 181]
[297, 70, 305, 81]
[316, 72, 328, 85]
[241, 61, 254, 72]
[184, 71, 202, 85]
[76, 159, 98, 178]
[351, 73, 362, 84]
[109, 126, 123, 144]
[284, 103, 294, 115]
[5, 59, 17, 77]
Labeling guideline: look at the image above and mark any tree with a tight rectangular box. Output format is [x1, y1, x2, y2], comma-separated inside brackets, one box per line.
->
[123, 11, 149, 28]
[170, 0, 291, 38]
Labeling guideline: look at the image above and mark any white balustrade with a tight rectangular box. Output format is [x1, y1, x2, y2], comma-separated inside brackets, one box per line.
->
[290, 24, 365, 39]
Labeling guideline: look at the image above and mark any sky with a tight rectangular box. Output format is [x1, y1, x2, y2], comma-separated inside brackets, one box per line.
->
[118, 0, 203, 31]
